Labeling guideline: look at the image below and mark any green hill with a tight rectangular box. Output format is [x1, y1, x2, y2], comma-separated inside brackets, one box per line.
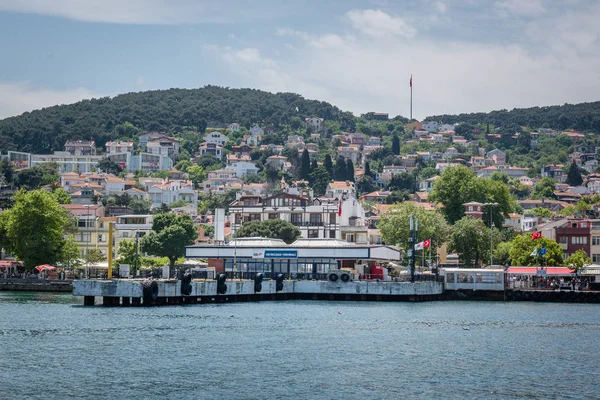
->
[427, 101, 600, 132]
[0, 85, 355, 154]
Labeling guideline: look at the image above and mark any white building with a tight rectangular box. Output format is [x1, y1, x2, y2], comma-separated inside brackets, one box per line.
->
[138, 132, 166, 149]
[227, 123, 240, 132]
[146, 137, 180, 158]
[203, 131, 229, 146]
[226, 161, 259, 177]
[305, 117, 324, 133]
[106, 141, 134, 155]
[198, 142, 223, 160]
[65, 140, 96, 156]
[203, 169, 242, 194]
[326, 181, 356, 200]
[422, 121, 440, 132]
[31, 152, 102, 173]
[148, 180, 197, 209]
[115, 215, 154, 240]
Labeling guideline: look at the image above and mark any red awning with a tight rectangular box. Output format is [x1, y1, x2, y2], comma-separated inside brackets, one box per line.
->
[507, 267, 574, 275]
[35, 264, 56, 272]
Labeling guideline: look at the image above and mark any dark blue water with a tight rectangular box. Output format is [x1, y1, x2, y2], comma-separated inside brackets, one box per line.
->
[0, 292, 599, 399]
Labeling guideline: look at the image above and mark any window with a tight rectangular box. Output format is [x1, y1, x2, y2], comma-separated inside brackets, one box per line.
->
[346, 234, 355, 243]
[291, 214, 303, 225]
[329, 230, 336, 239]
[310, 213, 321, 225]
[98, 234, 107, 243]
[593, 236, 600, 246]
[572, 237, 587, 245]
[308, 229, 319, 238]
[559, 236, 568, 244]
[593, 254, 600, 263]
[468, 206, 473, 212]
[329, 213, 336, 224]
[268, 213, 279, 220]
[562, 253, 569, 260]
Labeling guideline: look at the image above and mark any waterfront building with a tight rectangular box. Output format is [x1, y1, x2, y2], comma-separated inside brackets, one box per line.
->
[64, 140, 96, 156]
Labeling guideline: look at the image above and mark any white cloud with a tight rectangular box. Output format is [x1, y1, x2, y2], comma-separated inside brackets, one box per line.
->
[0, 0, 286, 24]
[0, 82, 101, 119]
[496, 0, 546, 16]
[346, 9, 416, 38]
[210, 7, 600, 119]
[435, 1, 447, 13]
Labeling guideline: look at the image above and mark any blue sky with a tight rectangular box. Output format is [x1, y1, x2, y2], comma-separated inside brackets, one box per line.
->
[1, 0, 599, 120]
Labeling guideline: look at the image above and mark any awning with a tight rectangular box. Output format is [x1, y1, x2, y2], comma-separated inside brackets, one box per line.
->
[35, 264, 56, 272]
[507, 267, 574, 275]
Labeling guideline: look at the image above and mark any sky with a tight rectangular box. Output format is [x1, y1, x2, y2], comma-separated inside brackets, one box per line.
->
[1, 0, 599, 120]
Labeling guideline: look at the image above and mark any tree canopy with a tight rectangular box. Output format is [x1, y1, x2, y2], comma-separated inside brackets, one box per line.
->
[234, 219, 301, 244]
[0, 190, 75, 269]
[508, 234, 563, 266]
[140, 213, 197, 272]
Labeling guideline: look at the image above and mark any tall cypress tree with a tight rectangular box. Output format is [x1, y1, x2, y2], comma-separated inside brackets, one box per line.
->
[392, 135, 400, 155]
[300, 149, 311, 180]
[346, 159, 355, 182]
[311, 158, 318, 172]
[566, 160, 583, 186]
[365, 161, 372, 178]
[334, 156, 347, 181]
[324, 154, 334, 176]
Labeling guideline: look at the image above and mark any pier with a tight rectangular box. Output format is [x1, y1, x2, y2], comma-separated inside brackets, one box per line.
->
[73, 278, 444, 306]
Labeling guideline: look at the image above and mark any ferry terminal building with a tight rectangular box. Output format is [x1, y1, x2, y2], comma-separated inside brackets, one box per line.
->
[185, 237, 400, 279]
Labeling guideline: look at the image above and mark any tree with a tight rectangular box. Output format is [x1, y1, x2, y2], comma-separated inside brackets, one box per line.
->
[566, 160, 583, 186]
[97, 158, 124, 175]
[235, 219, 301, 244]
[187, 165, 206, 189]
[0, 190, 74, 269]
[509, 234, 563, 266]
[493, 241, 512, 266]
[130, 198, 152, 214]
[388, 172, 416, 192]
[52, 188, 72, 204]
[300, 149, 311, 180]
[324, 154, 334, 177]
[87, 249, 106, 266]
[532, 177, 556, 199]
[364, 161, 372, 178]
[346, 159, 355, 182]
[310, 158, 318, 172]
[392, 135, 400, 155]
[57, 235, 82, 269]
[378, 202, 450, 255]
[151, 170, 170, 179]
[117, 239, 140, 274]
[525, 207, 553, 218]
[565, 249, 590, 274]
[357, 176, 377, 194]
[140, 213, 197, 273]
[430, 165, 514, 226]
[449, 217, 496, 267]
[309, 166, 331, 196]
[175, 159, 192, 172]
[334, 157, 347, 181]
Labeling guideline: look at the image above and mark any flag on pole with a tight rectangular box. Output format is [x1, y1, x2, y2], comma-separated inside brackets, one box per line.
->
[531, 231, 542, 240]
[529, 248, 537, 257]
[337, 199, 342, 217]
[538, 247, 547, 256]
[410, 75, 412, 88]
[414, 239, 430, 250]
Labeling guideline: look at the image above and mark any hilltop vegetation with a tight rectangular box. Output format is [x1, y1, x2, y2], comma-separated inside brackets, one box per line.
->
[427, 101, 600, 132]
[0, 86, 357, 154]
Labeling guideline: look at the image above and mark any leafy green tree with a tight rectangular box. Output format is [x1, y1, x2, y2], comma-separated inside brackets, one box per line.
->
[324, 154, 334, 177]
[525, 207, 552, 218]
[509, 234, 563, 266]
[117, 239, 140, 274]
[97, 158, 124, 175]
[114, 121, 141, 139]
[392, 135, 400, 155]
[449, 217, 498, 267]
[0, 190, 74, 269]
[309, 166, 331, 196]
[419, 167, 437, 179]
[175, 159, 192, 172]
[565, 249, 591, 274]
[388, 172, 416, 192]
[0, 159, 14, 184]
[52, 188, 72, 204]
[58, 235, 82, 269]
[378, 202, 450, 254]
[532, 177, 556, 199]
[151, 170, 170, 179]
[346, 159, 355, 182]
[300, 149, 311, 180]
[87, 249, 106, 266]
[334, 157, 347, 181]
[140, 213, 197, 272]
[234, 219, 301, 244]
[310, 158, 318, 172]
[493, 241, 512, 266]
[364, 161, 372, 178]
[196, 154, 222, 169]
[130, 198, 152, 214]
[357, 176, 377, 194]
[566, 160, 583, 186]
[430, 165, 514, 226]
[169, 199, 190, 208]
[186, 165, 206, 189]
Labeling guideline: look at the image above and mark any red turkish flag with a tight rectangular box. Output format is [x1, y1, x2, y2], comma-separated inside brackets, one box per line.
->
[338, 200, 342, 217]
[423, 238, 431, 248]
[531, 231, 542, 240]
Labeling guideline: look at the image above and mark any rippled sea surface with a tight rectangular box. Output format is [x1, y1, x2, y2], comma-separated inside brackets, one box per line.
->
[0, 292, 599, 399]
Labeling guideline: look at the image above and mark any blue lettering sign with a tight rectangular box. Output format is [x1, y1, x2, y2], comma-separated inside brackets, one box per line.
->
[263, 250, 298, 259]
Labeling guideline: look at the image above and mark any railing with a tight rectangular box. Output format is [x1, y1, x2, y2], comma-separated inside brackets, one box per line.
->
[506, 277, 591, 291]
[290, 221, 325, 227]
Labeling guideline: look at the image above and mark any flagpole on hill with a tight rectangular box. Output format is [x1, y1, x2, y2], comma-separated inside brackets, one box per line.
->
[409, 74, 413, 120]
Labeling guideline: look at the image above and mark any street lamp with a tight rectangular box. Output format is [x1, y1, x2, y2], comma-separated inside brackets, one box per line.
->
[483, 202, 499, 266]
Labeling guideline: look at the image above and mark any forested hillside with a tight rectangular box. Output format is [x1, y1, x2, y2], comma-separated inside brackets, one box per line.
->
[427, 101, 600, 132]
[0, 86, 355, 153]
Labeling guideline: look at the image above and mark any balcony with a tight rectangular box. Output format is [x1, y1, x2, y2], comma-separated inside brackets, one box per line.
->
[291, 221, 324, 227]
